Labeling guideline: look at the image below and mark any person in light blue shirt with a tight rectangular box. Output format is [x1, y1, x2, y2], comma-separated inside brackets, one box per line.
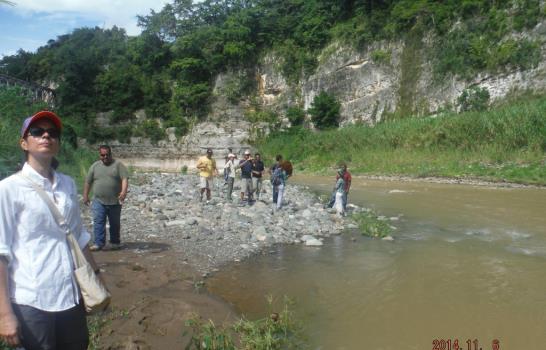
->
[270, 154, 288, 209]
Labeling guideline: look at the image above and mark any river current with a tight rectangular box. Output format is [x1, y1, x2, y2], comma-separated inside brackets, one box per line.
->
[207, 176, 546, 350]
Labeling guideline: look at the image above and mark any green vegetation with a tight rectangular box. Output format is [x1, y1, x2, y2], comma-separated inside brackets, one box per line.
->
[352, 211, 393, 238]
[245, 109, 280, 126]
[1, 2, 544, 185]
[286, 106, 306, 127]
[370, 49, 392, 65]
[457, 86, 491, 112]
[395, 27, 423, 118]
[185, 296, 305, 350]
[1, 1, 543, 143]
[0, 87, 43, 178]
[0, 87, 96, 184]
[134, 119, 165, 144]
[308, 91, 341, 130]
[257, 96, 546, 185]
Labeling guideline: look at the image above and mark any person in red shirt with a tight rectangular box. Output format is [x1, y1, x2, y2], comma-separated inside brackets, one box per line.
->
[325, 162, 351, 211]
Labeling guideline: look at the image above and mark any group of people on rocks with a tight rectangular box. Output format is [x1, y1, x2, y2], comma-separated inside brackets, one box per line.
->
[0, 109, 350, 349]
[196, 148, 290, 209]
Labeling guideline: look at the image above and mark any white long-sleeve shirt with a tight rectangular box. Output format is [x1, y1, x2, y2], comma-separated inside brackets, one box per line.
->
[0, 163, 90, 311]
[223, 159, 238, 179]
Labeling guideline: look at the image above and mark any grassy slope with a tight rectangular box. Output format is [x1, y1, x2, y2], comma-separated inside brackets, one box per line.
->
[257, 97, 546, 185]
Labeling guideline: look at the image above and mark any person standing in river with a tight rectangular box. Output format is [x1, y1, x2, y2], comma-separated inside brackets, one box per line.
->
[83, 145, 129, 251]
[325, 162, 351, 211]
[196, 148, 218, 203]
[0, 111, 102, 349]
[251, 153, 265, 200]
[270, 154, 288, 209]
[333, 168, 346, 216]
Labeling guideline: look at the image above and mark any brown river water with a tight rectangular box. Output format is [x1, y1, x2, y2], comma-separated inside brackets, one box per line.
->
[207, 176, 546, 350]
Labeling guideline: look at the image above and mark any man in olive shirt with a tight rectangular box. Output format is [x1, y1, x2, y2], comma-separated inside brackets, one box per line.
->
[83, 145, 129, 251]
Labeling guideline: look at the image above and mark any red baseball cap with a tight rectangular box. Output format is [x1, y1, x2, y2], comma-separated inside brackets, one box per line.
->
[21, 111, 62, 137]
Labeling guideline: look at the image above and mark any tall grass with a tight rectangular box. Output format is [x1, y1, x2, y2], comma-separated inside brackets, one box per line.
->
[257, 96, 546, 185]
[185, 296, 306, 350]
[0, 87, 96, 185]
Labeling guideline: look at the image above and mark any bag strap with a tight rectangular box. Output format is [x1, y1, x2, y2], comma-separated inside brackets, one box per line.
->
[18, 173, 86, 268]
[18, 173, 69, 232]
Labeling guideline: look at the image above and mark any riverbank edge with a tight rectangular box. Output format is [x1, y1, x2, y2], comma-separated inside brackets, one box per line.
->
[88, 172, 357, 348]
[352, 174, 546, 189]
[292, 170, 546, 189]
[127, 166, 546, 189]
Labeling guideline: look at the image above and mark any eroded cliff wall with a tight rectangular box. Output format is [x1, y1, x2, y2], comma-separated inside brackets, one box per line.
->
[113, 21, 546, 171]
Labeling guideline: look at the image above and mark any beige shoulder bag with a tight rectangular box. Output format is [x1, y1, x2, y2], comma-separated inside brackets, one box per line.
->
[20, 174, 111, 314]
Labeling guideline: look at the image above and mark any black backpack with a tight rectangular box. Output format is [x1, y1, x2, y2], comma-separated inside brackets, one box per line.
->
[271, 166, 282, 186]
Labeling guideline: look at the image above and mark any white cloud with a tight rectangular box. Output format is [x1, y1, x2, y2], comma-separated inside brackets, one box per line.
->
[10, 0, 171, 35]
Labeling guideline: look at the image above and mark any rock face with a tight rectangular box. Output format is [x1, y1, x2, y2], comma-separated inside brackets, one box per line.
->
[260, 21, 546, 125]
[114, 119, 251, 171]
[109, 21, 546, 170]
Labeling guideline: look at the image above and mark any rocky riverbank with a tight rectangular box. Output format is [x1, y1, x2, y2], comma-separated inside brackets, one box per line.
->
[82, 172, 360, 349]
[83, 172, 356, 276]
[351, 174, 546, 189]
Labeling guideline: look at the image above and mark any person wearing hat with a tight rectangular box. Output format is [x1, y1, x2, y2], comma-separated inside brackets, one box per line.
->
[223, 153, 237, 200]
[237, 150, 254, 204]
[0, 111, 101, 349]
[83, 145, 129, 251]
[196, 148, 218, 202]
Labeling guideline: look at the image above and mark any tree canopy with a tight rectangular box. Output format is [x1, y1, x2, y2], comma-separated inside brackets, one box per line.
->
[1, 0, 542, 141]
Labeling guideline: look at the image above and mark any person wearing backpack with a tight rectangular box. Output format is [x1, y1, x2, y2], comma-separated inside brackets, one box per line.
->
[270, 154, 288, 209]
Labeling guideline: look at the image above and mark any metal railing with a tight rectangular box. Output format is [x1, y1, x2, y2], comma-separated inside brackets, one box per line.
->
[0, 74, 55, 107]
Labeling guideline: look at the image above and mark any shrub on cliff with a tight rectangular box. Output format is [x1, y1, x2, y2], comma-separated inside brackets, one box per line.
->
[458, 86, 490, 112]
[286, 106, 305, 127]
[134, 119, 165, 144]
[308, 91, 341, 130]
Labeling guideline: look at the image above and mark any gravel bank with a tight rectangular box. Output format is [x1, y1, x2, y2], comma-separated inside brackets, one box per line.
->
[82, 172, 356, 275]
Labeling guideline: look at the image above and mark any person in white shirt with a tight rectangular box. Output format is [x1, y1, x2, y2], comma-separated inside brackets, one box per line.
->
[223, 153, 237, 200]
[0, 111, 103, 349]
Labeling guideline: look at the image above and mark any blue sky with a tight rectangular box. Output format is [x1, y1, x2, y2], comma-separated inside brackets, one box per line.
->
[0, 0, 170, 57]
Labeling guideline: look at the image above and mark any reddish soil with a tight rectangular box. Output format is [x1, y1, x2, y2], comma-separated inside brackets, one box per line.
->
[91, 242, 236, 349]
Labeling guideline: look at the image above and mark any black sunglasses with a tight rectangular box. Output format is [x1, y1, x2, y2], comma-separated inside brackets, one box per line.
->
[28, 127, 60, 139]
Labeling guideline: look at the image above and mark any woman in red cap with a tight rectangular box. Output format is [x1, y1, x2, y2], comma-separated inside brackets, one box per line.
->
[0, 111, 103, 349]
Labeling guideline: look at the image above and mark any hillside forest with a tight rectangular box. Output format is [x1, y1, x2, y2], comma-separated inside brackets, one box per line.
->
[1, 0, 545, 184]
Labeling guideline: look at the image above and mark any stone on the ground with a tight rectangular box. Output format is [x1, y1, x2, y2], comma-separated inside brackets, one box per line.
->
[305, 238, 323, 246]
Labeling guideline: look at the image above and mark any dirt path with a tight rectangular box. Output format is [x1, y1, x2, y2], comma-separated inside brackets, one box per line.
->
[91, 242, 236, 350]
